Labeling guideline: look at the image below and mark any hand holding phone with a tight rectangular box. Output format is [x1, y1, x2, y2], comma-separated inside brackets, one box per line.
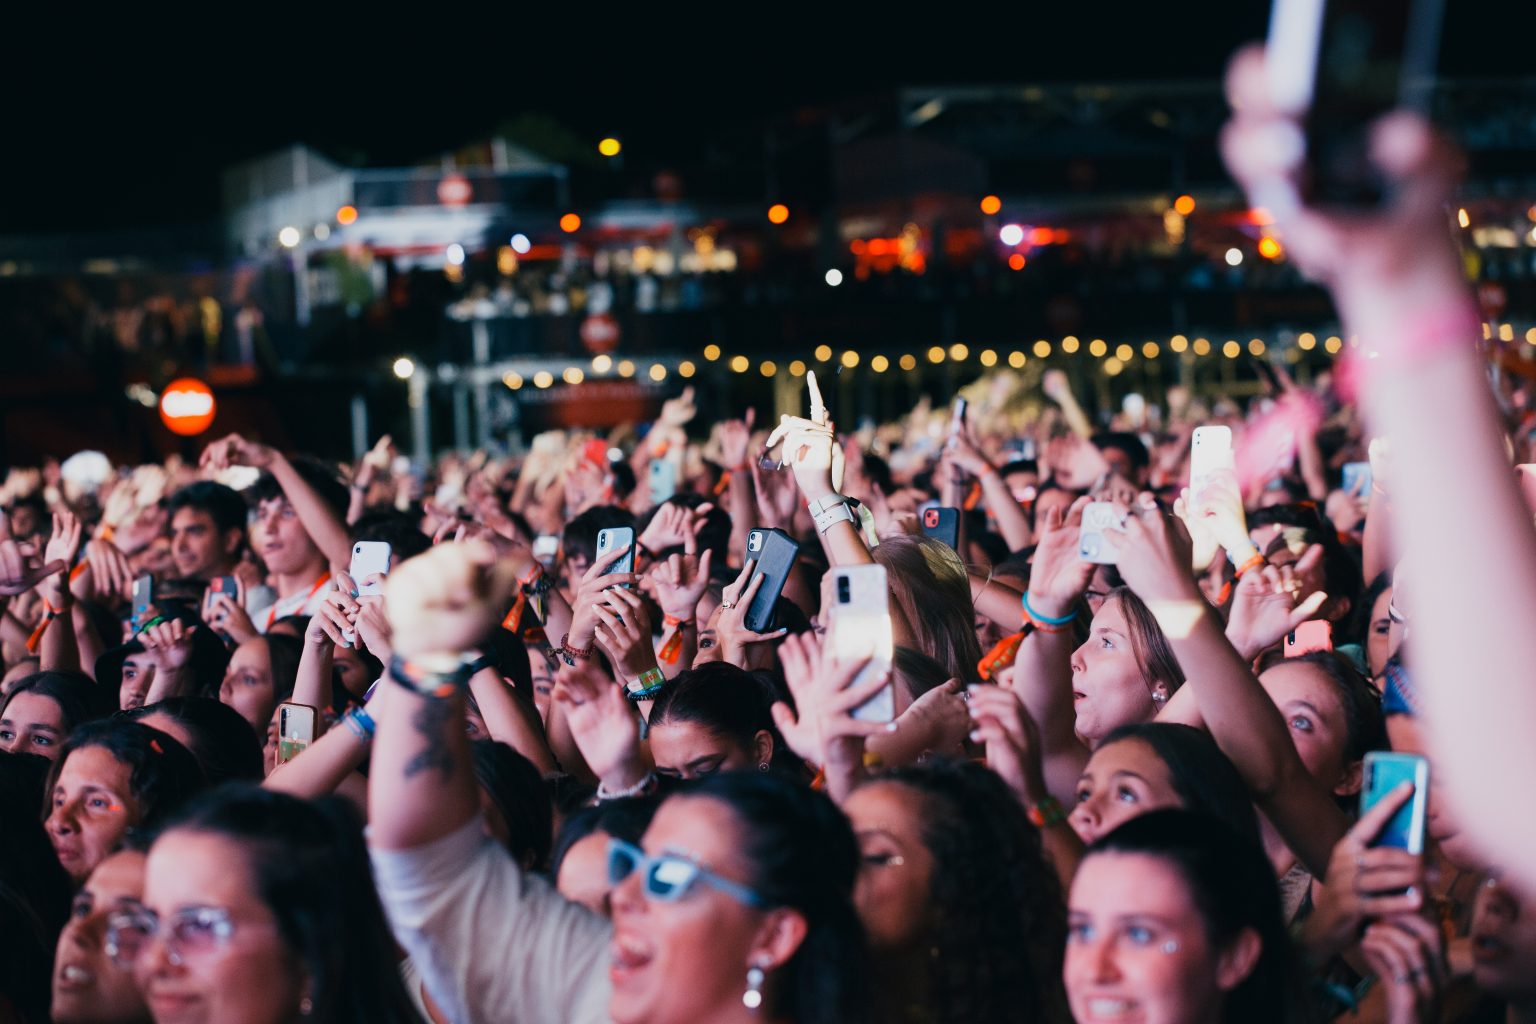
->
[1360, 752, 1429, 854]
[1285, 620, 1333, 656]
[596, 527, 636, 588]
[1077, 502, 1125, 564]
[827, 566, 894, 723]
[276, 703, 318, 766]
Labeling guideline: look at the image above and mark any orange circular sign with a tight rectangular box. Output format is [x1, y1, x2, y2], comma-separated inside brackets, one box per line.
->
[159, 378, 217, 436]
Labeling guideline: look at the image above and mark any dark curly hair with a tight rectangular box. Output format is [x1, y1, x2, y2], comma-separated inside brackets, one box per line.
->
[874, 758, 1069, 1024]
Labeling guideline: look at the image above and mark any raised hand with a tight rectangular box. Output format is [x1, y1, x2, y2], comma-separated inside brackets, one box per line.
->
[199, 433, 277, 472]
[38, 510, 83, 604]
[657, 386, 698, 429]
[591, 587, 657, 680]
[551, 660, 647, 791]
[1359, 915, 1446, 1024]
[639, 501, 711, 554]
[565, 541, 642, 650]
[749, 458, 800, 530]
[1102, 495, 1201, 605]
[1301, 782, 1426, 961]
[715, 563, 789, 666]
[1225, 545, 1329, 661]
[1026, 496, 1095, 618]
[74, 538, 134, 605]
[764, 371, 845, 501]
[0, 539, 65, 597]
[651, 540, 713, 623]
[771, 632, 893, 770]
[1042, 434, 1110, 490]
[384, 541, 518, 663]
[204, 586, 260, 646]
[717, 409, 756, 470]
[966, 684, 1050, 807]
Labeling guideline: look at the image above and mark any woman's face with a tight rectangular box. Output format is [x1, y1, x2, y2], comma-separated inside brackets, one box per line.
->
[557, 831, 616, 915]
[1071, 597, 1160, 745]
[692, 605, 724, 667]
[648, 720, 761, 781]
[1070, 738, 1183, 846]
[843, 781, 936, 952]
[331, 646, 370, 700]
[219, 639, 274, 735]
[136, 830, 306, 1024]
[1366, 586, 1399, 678]
[47, 745, 140, 883]
[120, 653, 155, 711]
[1472, 878, 1536, 999]
[52, 850, 150, 1024]
[1, 690, 68, 760]
[1066, 852, 1253, 1024]
[1258, 661, 1357, 796]
[608, 796, 788, 1024]
[529, 650, 556, 721]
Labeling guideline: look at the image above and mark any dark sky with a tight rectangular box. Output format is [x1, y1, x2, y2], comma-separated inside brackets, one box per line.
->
[3, 3, 1530, 234]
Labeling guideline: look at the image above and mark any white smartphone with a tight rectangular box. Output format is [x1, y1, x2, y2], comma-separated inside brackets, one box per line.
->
[1077, 501, 1124, 565]
[350, 541, 392, 597]
[276, 702, 318, 765]
[1190, 425, 1234, 501]
[648, 460, 677, 505]
[828, 565, 895, 723]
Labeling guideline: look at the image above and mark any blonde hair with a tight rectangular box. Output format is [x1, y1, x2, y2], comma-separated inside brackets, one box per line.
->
[873, 534, 982, 682]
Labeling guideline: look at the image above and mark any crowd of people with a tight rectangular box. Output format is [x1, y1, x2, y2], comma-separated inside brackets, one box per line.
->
[2, 44, 1536, 1024]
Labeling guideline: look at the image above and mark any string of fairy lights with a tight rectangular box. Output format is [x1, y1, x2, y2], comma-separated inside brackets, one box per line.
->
[469, 323, 1533, 393]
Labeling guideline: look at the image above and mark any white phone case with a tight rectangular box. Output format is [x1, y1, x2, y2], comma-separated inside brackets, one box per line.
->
[829, 565, 894, 723]
[1190, 425, 1234, 501]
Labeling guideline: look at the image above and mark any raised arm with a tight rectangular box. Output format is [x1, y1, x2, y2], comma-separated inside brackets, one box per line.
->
[368, 541, 515, 850]
[200, 434, 353, 569]
[1223, 44, 1536, 884]
[1108, 499, 1350, 877]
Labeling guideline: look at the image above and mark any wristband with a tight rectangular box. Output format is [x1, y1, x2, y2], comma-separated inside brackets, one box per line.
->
[626, 666, 668, 701]
[1026, 795, 1068, 829]
[597, 771, 657, 801]
[977, 631, 1026, 680]
[1022, 593, 1075, 627]
[559, 632, 594, 666]
[343, 707, 376, 741]
[662, 614, 694, 628]
[1232, 551, 1265, 577]
[1359, 302, 1483, 364]
[807, 494, 856, 534]
[388, 654, 478, 698]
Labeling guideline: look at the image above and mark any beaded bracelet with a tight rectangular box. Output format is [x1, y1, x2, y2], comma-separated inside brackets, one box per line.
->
[596, 771, 657, 801]
[559, 633, 594, 666]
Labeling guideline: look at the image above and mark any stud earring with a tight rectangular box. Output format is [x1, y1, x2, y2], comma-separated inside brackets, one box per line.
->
[743, 965, 765, 1010]
[757, 762, 770, 773]
[1161, 940, 1180, 954]
[300, 995, 314, 1016]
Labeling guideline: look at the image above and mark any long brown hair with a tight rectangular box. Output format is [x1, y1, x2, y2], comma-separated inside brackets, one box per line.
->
[872, 535, 982, 682]
[1107, 587, 1185, 697]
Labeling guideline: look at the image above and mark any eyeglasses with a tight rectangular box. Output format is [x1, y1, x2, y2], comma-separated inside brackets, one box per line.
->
[607, 838, 767, 908]
[104, 906, 242, 968]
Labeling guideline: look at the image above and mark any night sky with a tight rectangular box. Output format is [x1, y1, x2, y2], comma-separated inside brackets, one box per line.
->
[4, 3, 1530, 234]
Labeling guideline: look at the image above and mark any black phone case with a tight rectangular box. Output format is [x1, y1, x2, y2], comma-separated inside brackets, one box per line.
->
[920, 508, 960, 552]
[745, 529, 800, 634]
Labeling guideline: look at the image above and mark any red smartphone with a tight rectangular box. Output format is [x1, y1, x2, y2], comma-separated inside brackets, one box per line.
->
[1285, 620, 1333, 657]
[582, 439, 609, 466]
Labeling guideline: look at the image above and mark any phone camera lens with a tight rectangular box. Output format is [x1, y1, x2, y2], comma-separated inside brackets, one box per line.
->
[837, 578, 850, 602]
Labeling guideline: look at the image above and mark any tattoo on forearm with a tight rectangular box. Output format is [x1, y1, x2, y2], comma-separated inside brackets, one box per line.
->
[403, 698, 458, 780]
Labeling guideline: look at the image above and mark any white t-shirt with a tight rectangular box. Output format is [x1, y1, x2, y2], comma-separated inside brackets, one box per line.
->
[253, 576, 332, 633]
[371, 817, 612, 1024]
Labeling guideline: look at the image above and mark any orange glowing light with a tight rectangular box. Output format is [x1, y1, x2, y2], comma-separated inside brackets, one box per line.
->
[1257, 236, 1283, 259]
[1028, 227, 1054, 246]
[159, 378, 217, 436]
[868, 238, 891, 256]
[1008, 253, 1026, 271]
[560, 213, 582, 233]
[336, 205, 358, 225]
[980, 195, 1002, 215]
[767, 204, 790, 224]
[1173, 194, 1196, 216]
[850, 239, 868, 255]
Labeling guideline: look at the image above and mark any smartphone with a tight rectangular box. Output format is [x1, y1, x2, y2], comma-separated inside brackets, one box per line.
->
[920, 506, 960, 552]
[532, 535, 559, 567]
[648, 460, 677, 505]
[828, 565, 895, 723]
[1360, 751, 1429, 854]
[132, 575, 154, 628]
[1286, 620, 1334, 656]
[1267, 0, 1445, 207]
[350, 541, 392, 597]
[1190, 425, 1234, 502]
[743, 528, 800, 634]
[1077, 502, 1124, 564]
[1122, 393, 1147, 428]
[949, 397, 968, 434]
[209, 575, 239, 601]
[276, 702, 318, 766]
[596, 526, 635, 587]
[1342, 461, 1373, 499]
[582, 438, 609, 466]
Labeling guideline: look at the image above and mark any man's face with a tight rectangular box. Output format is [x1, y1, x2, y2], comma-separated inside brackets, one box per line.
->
[252, 498, 321, 576]
[170, 507, 242, 581]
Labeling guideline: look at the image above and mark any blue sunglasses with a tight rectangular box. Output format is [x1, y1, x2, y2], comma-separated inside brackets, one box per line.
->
[606, 838, 767, 908]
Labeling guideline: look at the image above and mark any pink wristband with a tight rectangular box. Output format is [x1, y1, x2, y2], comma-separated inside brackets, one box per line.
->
[1359, 303, 1483, 364]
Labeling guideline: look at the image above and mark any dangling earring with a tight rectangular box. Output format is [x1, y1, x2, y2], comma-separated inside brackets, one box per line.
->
[743, 965, 765, 1010]
[299, 995, 314, 1016]
[757, 762, 770, 773]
